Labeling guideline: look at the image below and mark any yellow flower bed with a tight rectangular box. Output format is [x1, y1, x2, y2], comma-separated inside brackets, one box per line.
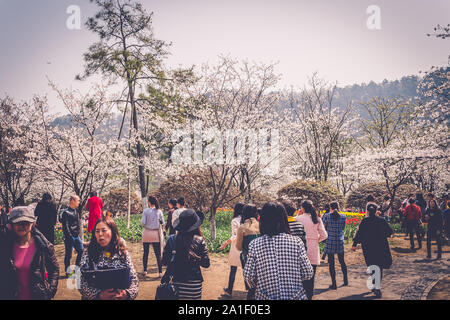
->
[341, 211, 366, 217]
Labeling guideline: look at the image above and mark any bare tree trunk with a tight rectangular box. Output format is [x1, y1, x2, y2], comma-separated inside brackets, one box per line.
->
[127, 170, 131, 229]
[210, 206, 217, 240]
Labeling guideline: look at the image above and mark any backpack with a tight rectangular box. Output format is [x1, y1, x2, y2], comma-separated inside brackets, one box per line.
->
[58, 208, 67, 223]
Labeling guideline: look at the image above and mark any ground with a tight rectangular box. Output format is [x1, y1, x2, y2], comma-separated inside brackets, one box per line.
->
[53, 234, 449, 300]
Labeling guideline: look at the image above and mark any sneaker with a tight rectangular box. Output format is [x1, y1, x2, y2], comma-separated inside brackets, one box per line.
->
[329, 284, 337, 290]
[159, 273, 163, 278]
[142, 271, 147, 277]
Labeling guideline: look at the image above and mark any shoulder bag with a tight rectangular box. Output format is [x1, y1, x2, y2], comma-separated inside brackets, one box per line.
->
[155, 236, 179, 300]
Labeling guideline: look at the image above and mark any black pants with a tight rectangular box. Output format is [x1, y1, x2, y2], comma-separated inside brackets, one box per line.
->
[227, 266, 238, 293]
[427, 229, 442, 257]
[143, 242, 162, 273]
[64, 236, 83, 273]
[328, 253, 348, 285]
[302, 265, 317, 300]
[247, 288, 256, 300]
[406, 220, 422, 248]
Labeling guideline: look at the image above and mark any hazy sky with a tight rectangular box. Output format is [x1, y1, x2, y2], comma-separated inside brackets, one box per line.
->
[0, 0, 449, 113]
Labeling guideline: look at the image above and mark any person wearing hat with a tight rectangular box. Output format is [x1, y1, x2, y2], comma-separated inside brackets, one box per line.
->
[0, 206, 59, 300]
[352, 202, 393, 299]
[161, 209, 210, 300]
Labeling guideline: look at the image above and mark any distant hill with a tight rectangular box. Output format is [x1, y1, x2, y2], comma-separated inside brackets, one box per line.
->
[51, 73, 433, 132]
[334, 75, 422, 109]
[50, 113, 130, 140]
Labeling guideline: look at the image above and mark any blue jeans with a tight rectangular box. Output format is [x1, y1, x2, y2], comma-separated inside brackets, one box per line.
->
[64, 235, 84, 272]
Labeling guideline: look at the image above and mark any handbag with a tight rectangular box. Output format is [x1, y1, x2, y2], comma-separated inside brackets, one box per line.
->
[155, 236, 179, 300]
[81, 256, 131, 290]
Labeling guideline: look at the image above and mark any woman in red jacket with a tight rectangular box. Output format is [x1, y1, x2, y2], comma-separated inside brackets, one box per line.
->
[403, 198, 423, 250]
[86, 191, 104, 233]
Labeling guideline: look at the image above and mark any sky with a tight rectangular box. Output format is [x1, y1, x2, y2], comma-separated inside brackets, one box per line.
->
[0, 0, 449, 114]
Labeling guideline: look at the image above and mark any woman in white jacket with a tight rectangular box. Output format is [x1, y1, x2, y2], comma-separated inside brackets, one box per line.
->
[223, 202, 244, 296]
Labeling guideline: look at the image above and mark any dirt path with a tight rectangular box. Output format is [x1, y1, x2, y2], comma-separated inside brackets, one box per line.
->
[53, 234, 449, 300]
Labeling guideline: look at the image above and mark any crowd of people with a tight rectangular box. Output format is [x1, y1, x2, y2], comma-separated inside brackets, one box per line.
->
[0, 190, 448, 300]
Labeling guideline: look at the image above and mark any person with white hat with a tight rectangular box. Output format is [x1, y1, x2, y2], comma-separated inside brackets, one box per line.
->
[0, 206, 59, 300]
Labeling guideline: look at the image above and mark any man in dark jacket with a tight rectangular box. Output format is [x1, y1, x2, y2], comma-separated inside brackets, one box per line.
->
[0, 206, 59, 300]
[60, 195, 84, 277]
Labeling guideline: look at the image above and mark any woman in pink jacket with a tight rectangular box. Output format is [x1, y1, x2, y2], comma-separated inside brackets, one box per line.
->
[296, 200, 327, 300]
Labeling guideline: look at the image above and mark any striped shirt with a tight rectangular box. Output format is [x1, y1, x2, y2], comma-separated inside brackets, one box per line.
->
[288, 219, 307, 251]
[173, 280, 202, 300]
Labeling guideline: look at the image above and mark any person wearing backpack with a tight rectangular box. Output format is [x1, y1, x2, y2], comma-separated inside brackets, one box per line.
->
[60, 195, 84, 277]
[161, 209, 210, 300]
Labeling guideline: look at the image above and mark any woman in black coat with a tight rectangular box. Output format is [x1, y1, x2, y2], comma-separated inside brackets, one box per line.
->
[352, 202, 393, 298]
[424, 199, 443, 259]
[161, 209, 210, 300]
[34, 193, 58, 244]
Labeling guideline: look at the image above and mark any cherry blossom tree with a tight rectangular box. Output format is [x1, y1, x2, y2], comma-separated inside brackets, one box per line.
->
[281, 73, 356, 186]
[78, 0, 194, 208]
[26, 84, 126, 217]
[174, 56, 283, 239]
[0, 96, 41, 208]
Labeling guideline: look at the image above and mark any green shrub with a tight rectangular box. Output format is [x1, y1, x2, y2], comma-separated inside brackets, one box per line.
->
[277, 180, 345, 210]
[345, 182, 424, 211]
[103, 189, 143, 217]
